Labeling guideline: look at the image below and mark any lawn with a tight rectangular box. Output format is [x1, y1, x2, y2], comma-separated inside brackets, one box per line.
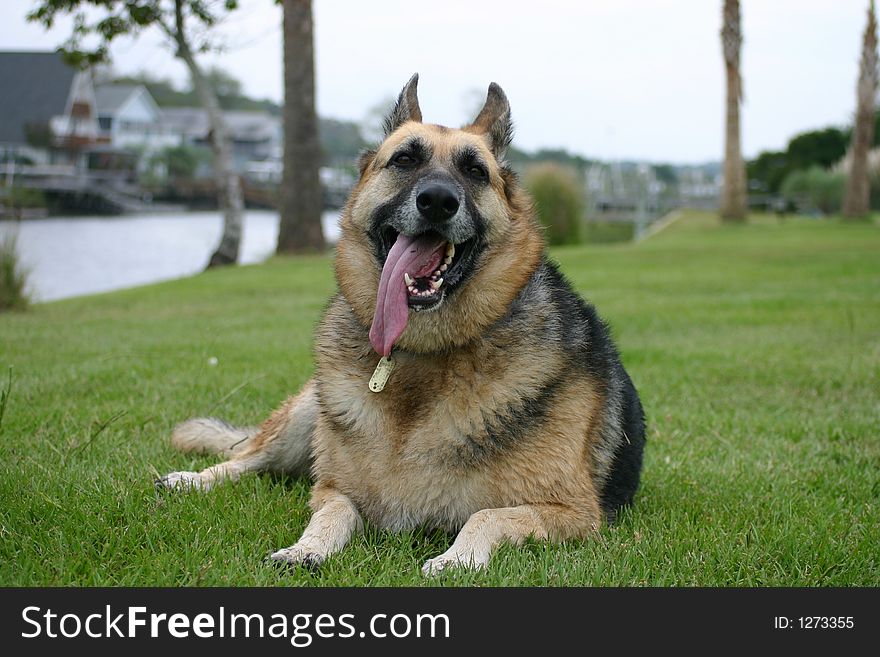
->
[1, 211, 878, 586]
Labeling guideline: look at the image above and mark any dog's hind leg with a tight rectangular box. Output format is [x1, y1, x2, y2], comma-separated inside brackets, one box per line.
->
[422, 502, 600, 575]
[156, 381, 317, 491]
[269, 483, 363, 568]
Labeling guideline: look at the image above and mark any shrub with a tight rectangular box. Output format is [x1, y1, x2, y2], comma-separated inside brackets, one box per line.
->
[780, 166, 846, 215]
[524, 163, 585, 245]
[0, 229, 30, 312]
[1, 186, 46, 210]
[163, 145, 204, 179]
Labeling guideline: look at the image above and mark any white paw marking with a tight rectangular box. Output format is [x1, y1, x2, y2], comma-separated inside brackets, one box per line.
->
[422, 550, 488, 576]
[156, 471, 211, 491]
[269, 544, 325, 569]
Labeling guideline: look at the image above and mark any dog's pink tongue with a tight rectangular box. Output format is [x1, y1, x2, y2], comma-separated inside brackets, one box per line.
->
[370, 233, 445, 357]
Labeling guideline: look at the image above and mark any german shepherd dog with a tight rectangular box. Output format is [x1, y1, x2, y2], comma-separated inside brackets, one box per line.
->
[158, 75, 645, 574]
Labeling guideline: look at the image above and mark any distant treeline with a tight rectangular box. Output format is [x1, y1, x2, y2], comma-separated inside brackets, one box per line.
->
[747, 116, 880, 195]
[113, 70, 366, 168]
[113, 69, 282, 114]
[112, 68, 714, 182]
[104, 65, 880, 207]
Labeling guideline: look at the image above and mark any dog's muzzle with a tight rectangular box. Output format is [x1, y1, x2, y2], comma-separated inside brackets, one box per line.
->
[415, 180, 460, 225]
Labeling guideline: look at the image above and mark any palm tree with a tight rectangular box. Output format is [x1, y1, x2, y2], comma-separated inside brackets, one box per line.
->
[843, 1, 878, 220]
[720, 0, 747, 221]
[277, 0, 325, 253]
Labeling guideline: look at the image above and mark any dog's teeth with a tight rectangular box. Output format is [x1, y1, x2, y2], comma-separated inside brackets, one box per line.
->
[404, 273, 414, 286]
[440, 264, 447, 272]
[433, 270, 441, 277]
[443, 256, 452, 265]
[431, 278, 443, 289]
[446, 243, 455, 258]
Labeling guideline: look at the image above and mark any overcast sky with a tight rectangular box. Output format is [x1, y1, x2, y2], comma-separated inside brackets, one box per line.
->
[0, 0, 868, 163]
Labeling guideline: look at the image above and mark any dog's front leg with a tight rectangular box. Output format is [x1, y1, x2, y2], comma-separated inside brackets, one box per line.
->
[422, 503, 598, 575]
[269, 485, 363, 568]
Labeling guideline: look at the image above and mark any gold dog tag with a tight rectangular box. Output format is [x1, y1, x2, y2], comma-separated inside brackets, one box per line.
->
[369, 356, 395, 393]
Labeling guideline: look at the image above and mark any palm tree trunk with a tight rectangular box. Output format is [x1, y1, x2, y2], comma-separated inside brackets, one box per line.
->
[720, 0, 747, 221]
[170, 0, 243, 267]
[278, 0, 325, 254]
[843, 1, 878, 220]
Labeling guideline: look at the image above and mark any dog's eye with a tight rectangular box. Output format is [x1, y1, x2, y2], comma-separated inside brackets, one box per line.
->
[391, 153, 418, 167]
[467, 165, 488, 181]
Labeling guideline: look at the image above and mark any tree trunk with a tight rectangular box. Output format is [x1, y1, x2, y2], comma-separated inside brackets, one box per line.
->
[171, 0, 243, 267]
[278, 0, 325, 254]
[843, 1, 878, 220]
[720, 0, 747, 222]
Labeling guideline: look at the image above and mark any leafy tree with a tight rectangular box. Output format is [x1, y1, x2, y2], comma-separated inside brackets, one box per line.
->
[746, 150, 788, 193]
[747, 130, 849, 195]
[787, 128, 849, 171]
[162, 144, 205, 179]
[653, 164, 678, 186]
[28, 0, 245, 268]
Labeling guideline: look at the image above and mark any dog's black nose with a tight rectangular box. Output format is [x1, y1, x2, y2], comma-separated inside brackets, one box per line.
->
[416, 183, 460, 223]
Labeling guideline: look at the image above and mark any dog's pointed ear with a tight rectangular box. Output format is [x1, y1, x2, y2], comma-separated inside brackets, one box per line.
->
[383, 73, 422, 137]
[469, 82, 513, 158]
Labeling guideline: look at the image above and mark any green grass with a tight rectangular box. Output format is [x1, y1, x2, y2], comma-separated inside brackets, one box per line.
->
[583, 219, 636, 243]
[1, 211, 878, 586]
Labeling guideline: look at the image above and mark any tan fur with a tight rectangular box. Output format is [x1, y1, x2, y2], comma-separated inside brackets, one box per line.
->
[159, 91, 611, 574]
[269, 486, 362, 567]
[171, 418, 259, 456]
[300, 120, 604, 568]
[337, 123, 543, 355]
[159, 382, 316, 491]
[312, 332, 603, 535]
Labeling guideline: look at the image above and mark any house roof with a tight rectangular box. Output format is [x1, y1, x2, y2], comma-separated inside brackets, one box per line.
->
[161, 107, 280, 142]
[94, 84, 142, 116]
[158, 107, 204, 137]
[0, 51, 77, 144]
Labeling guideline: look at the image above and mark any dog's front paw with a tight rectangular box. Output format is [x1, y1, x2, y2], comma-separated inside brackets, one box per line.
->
[155, 471, 211, 491]
[422, 549, 488, 576]
[269, 545, 325, 570]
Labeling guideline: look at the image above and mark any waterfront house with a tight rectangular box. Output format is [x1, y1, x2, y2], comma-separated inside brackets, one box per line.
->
[94, 84, 179, 153]
[160, 107, 281, 175]
[0, 51, 100, 166]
